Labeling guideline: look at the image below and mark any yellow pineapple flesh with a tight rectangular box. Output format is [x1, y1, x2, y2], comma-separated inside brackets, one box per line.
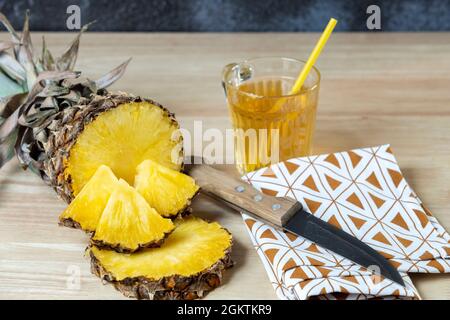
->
[134, 159, 199, 218]
[92, 179, 175, 252]
[59, 165, 118, 231]
[65, 101, 183, 196]
[90, 216, 232, 281]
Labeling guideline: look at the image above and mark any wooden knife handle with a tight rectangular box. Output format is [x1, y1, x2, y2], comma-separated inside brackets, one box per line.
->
[188, 164, 301, 228]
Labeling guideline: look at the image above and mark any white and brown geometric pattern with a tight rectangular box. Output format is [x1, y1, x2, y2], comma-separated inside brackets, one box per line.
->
[241, 145, 450, 300]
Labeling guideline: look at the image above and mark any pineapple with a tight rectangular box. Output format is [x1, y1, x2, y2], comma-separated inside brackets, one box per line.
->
[54, 95, 183, 203]
[92, 179, 175, 253]
[60, 165, 175, 252]
[89, 216, 233, 300]
[59, 165, 118, 231]
[0, 11, 233, 300]
[0, 12, 184, 203]
[135, 159, 199, 218]
[64, 99, 183, 196]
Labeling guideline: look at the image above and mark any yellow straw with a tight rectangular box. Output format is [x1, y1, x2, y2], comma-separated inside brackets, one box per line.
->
[272, 18, 337, 111]
[290, 18, 337, 94]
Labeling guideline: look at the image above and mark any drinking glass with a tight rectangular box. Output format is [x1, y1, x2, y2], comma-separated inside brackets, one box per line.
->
[222, 57, 320, 174]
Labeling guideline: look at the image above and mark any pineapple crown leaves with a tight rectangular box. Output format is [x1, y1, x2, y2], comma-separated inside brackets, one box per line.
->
[0, 11, 131, 171]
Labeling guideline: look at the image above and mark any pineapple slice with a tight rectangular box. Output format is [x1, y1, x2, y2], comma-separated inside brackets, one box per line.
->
[65, 101, 183, 196]
[59, 165, 118, 231]
[92, 179, 175, 253]
[89, 216, 233, 300]
[135, 159, 199, 218]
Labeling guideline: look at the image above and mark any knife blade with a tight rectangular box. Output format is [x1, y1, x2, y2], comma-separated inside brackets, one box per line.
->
[186, 163, 404, 287]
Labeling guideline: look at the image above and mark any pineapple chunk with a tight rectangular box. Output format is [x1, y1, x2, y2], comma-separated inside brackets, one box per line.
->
[92, 179, 175, 252]
[90, 216, 232, 280]
[65, 102, 183, 195]
[59, 165, 118, 231]
[135, 159, 199, 218]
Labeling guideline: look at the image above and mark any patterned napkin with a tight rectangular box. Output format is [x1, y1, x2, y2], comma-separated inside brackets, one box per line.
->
[241, 145, 450, 300]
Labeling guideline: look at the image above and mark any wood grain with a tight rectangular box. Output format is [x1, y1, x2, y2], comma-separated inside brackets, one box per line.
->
[0, 32, 449, 300]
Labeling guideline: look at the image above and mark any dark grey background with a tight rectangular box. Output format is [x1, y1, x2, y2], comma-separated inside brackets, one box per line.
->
[1, 0, 450, 31]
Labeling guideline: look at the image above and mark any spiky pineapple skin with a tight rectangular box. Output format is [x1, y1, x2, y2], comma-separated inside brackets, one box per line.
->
[59, 217, 83, 230]
[41, 92, 183, 203]
[89, 246, 233, 300]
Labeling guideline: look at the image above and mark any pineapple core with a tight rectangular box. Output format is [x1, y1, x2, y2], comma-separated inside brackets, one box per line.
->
[90, 216, 232, 280]
[135, 159, 199, 218]
[59, 165, 118, 231]
[65, 102, 182, 195]
[92, 179, 174, 251]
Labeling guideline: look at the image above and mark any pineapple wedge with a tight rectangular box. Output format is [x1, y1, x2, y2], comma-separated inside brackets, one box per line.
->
[135, 159, 199, 218]
[89, 216, 233, 300]
[92, 179, 175, 253]
[59, 165, 118, 231]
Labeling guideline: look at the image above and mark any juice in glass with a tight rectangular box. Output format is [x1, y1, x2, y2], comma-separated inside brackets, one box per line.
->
[222, 57, 320, 174]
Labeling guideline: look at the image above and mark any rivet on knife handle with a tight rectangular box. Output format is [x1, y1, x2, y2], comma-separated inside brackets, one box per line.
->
[187, 164, 301, 228]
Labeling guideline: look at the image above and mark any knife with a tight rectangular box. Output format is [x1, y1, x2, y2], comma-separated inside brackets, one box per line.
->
[187, 163, 405, 287]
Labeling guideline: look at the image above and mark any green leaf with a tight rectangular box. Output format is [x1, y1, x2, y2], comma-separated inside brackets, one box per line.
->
[0, 12, 20, 43]
[57, 22, 93, 71]
[95, 58, 131, 89]
[20, 10, 33, 56]
[0, 41, 13, 52]
[0, 70, 26, 97]
[0, 52, 27, 83]
[16, 11, 36, 91]
[0, 92, 27, 118]
[39, 36, 55, 71]
[0, 126, 17, 168]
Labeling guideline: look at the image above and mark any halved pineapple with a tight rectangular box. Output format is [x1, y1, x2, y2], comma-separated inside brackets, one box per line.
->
[59, 165, 118, 231]
[135, 159, 199, 218]
[65, 101, 183, 196]
[89, 216, 233, 300]
[92, 179, 175, 253]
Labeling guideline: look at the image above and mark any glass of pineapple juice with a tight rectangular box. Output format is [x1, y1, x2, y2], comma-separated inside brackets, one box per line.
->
[222, 57, 320, 175]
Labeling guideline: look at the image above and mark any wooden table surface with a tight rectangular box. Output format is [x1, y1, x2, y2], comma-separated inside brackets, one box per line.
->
[0, 32, 449, 300]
